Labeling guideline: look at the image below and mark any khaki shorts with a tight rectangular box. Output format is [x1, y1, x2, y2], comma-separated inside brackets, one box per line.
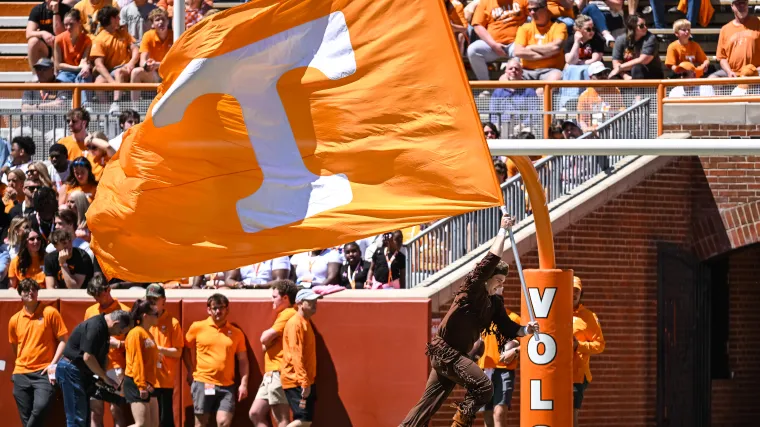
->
[254, 371, 287, 405]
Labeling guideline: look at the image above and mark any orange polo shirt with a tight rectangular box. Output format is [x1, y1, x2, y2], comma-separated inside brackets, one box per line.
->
[125, 326, 159, 390]
[139, 29, 173, 62]
[264, 307, 297, 373]
[9, 304, 68, 374]
[85, 299, 131, 370]
[281, 313, 316, 389]
[9, 255, 46, 288]
[149, 311, 184, 388]
[57, 135, 104, 179]
[185, 317, 246, 387]
[478, 310, 521, 370]
[573, 303, 605, 383]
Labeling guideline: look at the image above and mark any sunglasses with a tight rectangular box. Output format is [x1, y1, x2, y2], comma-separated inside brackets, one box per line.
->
[527, 6, 544, 12]
[583, 26, 594, 32]
[28, 236, 41, 242]
[637, 23, 647, 29]
[72, 160, 89, 167]
[25, 185, 40, 192]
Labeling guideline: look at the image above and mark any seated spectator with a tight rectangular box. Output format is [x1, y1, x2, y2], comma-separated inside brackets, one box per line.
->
[22, 59, 69, 112]
[27, 186, 58, 241]
[58, 157, 98, 205]
[592, 0, 625, 40]
[3, 170, 27, 215]
[291, 248, 343, 287]
[58, 108, 90, 160]
[467, 0, 528, 81]
[577, 62, 624, 130]
[74, 0, 118, 34]
[669, 62, 715, 97]
[44, 228, 94, 289]
[489, 59, 540, 131]
[47, 208, 94, 259]
[157, 0, 212, 19]
[562, 119, 584, 138]
[549, 0, 616, 45]
[26, 0, 71, 70]
[64, 190, 91, 241]
[131, 8, 173, 100]
[6, 217, 31, 259]
[120, 109, 141, 131]
[367, 231, 406, 289]
[223, 257, 291, 289]
[83, 132, 114, 180]
[610, 15, 664, 80]
[54, 9, 93, 93]
[8, 229, 47, 289]
[513, 0, 567, 81]
[45, 143, 71, 191]
[27, 162, 55, 189]
[339, 241, 370, 289]
[185, 0, 208, 29]
[559, 14, 605, 107]
[446, 0, 469, 56]
[712, 0, 760, 78]
[666, 19, 709, 78]
[91, 6, 139, 115]
[120, 0, 156, 42]
[731, 64, 760, 95]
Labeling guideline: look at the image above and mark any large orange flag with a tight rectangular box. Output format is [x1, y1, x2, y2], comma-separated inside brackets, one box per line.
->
[88, 0, 502, 282]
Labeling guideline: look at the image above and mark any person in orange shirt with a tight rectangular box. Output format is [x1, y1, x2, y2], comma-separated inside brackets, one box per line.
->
[57, 109, 104, 178]
[124, 299, 160, 427]
[9, 278, 69, 427]
[183, 293, 249, 427]
[91, 6, 139, 115]
[576, 62, 624, 131]
[9, 229, 48, 289]
[54, 9, 93, 90]
[59, 157, 98, 206]
[131, 8, 173, 100]
[666, 19, 710, 78]
[513, 0, 567, 81]
[281, 289, 322, 427]
[249, 280, 298, 427]
[713, 0, 760, 78]
[572, 276, 605, 427]
[145, 284, 184, 427]
[73, 0, 118, 34]
[85, 274, 132, 427]
[474, 316, 521, 427]
[467, 0, 529, 80]
[446, 0, 468, 55]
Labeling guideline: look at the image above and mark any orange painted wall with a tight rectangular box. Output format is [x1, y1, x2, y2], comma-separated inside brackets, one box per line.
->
[0, 293, 431, 427]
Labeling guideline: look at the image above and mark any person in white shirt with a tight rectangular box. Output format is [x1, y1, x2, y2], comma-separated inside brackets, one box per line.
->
[291, 249, 344, 287]
[224, 257, 291, 289]
[44, 143, 71, 192]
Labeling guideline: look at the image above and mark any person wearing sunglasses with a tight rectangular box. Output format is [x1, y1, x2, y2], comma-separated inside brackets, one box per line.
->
[8, 229, 47, 289]
[124, 299, 161, 427]
[59, 156, 98, 206]
[513, 0, 567, 82]
[466, 0, 529, 81]
[609, 14, 664, 80]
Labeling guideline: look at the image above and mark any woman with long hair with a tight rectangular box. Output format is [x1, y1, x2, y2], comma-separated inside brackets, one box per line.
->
[6, 216, 30, 259]
[53, 9, 93, 86]
[125, 299, 160, 427]
[609, 14, 664, 80]
[58, 156, 98, 206]
[26, 161, 55, 188]
[66, 190, 91, 241]
[8, 229, 47, 288]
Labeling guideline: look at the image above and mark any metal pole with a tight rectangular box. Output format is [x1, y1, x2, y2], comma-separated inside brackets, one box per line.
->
[501, 207, 539, 342]
[173, 0, 186, 42]
[488, 139, 760, 155]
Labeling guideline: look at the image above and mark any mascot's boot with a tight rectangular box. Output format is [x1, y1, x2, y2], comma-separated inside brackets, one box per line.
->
[451, 410, 475, 427]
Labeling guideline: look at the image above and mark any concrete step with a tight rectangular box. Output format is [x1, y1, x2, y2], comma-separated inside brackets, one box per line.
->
[0, 2, 36, 17]
[0, 43, 26, 55]
[0, 71, 33, 82]
[0, 16, 27, 28]
[0, 29, 26, 44]
[0, 56, 29, 72]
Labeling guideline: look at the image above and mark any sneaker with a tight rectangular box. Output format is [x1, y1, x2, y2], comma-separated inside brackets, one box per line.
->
[109, 102, 120, 115]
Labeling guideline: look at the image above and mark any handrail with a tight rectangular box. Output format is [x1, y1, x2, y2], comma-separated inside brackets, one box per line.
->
[579, 98, 651, 139]
[663, 95, 760, 104]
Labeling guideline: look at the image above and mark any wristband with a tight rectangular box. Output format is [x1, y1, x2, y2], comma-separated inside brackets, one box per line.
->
[497, 228, 507, 237]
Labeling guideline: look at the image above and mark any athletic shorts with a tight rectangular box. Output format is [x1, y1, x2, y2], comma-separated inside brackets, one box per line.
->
[481, 368, 515, 411]
[191, 381, 236, 415]
[123, 375, 150, 403]
[285, 384, 317, 421]
[254, 371, 287, 405]
[573, 377, 589, 409]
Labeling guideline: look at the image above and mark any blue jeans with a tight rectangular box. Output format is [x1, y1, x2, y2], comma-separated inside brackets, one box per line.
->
[56, 359, 90, 427]
[651, 0, 666, 29]
[559, 64, 591, 108]
[686, 0, 702, 27]
[56, 70, 92, 105]
[559, 5, 611, 35]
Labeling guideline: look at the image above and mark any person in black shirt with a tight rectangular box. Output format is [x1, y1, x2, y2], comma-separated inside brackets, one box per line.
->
[338, 242, 370, 290]
[44, 228, 93, 289]
[367, 230, 406, 289]
[26, 186, 57, 243]
[56, 305, 131, 427]
[27, 0, 71, 69]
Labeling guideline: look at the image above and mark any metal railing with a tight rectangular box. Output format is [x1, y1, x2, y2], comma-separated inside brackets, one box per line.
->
[580, 98, 651, 140]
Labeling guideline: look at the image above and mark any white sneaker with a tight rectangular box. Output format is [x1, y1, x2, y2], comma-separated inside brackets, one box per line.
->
[109, 102, 120, 115]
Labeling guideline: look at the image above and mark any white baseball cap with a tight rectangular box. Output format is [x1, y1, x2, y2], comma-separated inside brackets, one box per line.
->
[588, 61, 610, 76]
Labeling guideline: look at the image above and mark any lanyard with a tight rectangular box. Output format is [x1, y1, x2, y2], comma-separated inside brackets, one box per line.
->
[347, 262, 362, 289]
[384, 248, 398, 284]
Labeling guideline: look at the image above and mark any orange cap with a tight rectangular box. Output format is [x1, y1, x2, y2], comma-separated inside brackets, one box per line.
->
[573, 276, 582, 291]
[740, 64, 758, 77]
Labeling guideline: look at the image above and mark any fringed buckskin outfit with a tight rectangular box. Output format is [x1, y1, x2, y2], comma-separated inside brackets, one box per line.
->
[400, 252, 521, 427]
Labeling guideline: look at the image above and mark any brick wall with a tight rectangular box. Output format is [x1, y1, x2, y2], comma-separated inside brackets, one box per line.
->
[429, 157, 760, 426]
[663, 124, 760, 138]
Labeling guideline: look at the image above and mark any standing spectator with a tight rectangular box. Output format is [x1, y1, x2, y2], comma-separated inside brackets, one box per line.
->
[291, 249, 343, 287]
[48, 208, 93, 259]
[56, 305, 132, 427]
[477, 313, 521, 427]
[58, 108, 95, 163]
[26, 163, 55, 190]
[572, 276, 605, 426]
[27, 0, 72, 70]
[130, 8, 173, 98]
[0, 243, 10, 286]
[577, 62, 624, 130]
[367, 230, 407, 289]
[338, 242, 370, 289]
[73, 0, 118, 34]
[145, 284, 184, 427]
[249, 280, 298, 427]
[45, 144, 70, 191]
[82, 132, 112, 180]
[120, 0, 156, 42]
[183, 294, 249, 427]
[44, 228, 94, 289]
[120, 110, 141, 131]
[224, 256, 291, 289]
[84, 275, 131, 427]
[4, 136, 35, 178]
[713, 0, 760, 78]
[91, 6, 139, 115]
[8, 229, 47, 289]
[666, 19, 709, 78]
[157, 0, 213, 18]
[6, 217, 31, 260]
[27, 186, 58, 246]
[9, 278, 68, 427]
[669, 62, 715, 97]
[513, 0, 567, 82]
[489, 59, 540, 132]
[124, 299, 160, 427]
[54, 9, 93, 98]
[610, 15, 664, 80]
[59, 157, 98, 206]
[281, 289, 322, 427]
[467, 0, 529, 81]
[65, 191, 91, 241]
[15, 177, 40, 217]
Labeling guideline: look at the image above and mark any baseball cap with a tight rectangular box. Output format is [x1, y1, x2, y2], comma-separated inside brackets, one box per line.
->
[587, 61, 610, 77]
[573, 276, 583, 291]
[33, 58, 53, 69]
[740, 64, 758, 77]
[295, 289, 323, 303]
[674, 62, 696, 73]
[561, 119, 581, 131]
[146, 283, 166, 299]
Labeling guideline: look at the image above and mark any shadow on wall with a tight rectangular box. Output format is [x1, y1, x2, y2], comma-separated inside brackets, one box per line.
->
[692, 162, 732, 260]
[313, 326, 352, 427]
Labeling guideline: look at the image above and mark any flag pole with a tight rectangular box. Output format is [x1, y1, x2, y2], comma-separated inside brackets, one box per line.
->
[501, 206, 540, 342]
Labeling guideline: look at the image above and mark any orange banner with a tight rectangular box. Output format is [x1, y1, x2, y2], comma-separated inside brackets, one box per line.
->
[88, 0, 502, 282]
[521, 269, 573, 427]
